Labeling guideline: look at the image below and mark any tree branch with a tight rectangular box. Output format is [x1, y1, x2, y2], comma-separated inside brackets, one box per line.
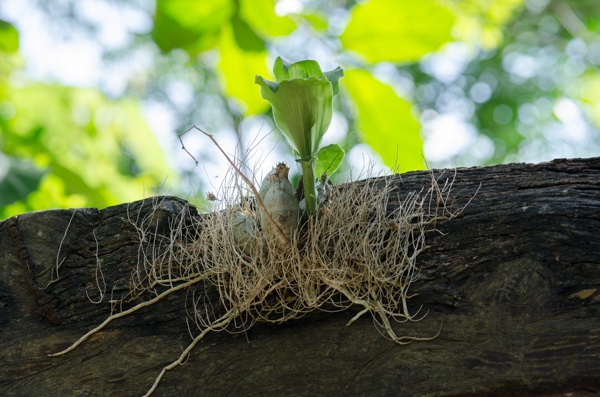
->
[1, 157, 599, 396]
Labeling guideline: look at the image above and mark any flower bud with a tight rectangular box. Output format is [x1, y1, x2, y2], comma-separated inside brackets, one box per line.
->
[258, 163, 300, 241]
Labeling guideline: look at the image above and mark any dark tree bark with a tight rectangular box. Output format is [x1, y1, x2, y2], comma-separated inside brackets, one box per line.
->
[1, 157, 599, 397]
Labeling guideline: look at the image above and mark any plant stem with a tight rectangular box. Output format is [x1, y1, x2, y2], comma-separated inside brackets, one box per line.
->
[301, 160, 317, 215]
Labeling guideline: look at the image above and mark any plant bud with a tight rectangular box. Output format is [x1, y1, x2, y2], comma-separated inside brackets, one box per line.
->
[258, 163, 300, 240]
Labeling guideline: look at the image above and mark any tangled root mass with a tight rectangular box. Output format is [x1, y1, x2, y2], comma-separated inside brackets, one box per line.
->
[51, 163, 464, 396]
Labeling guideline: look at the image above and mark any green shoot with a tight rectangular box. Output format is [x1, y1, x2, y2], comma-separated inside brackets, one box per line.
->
[255, 57, 343, 214]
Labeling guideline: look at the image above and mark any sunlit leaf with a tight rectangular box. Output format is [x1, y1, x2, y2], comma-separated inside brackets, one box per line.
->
[152, 14, 210, 53]
[239, 0, 296, 38]
[0, 154, 46, 206]
[315, 144, 344, 179]
[343, 69, 424, 172]
[218, 25, 270, 115]
[159, 0, 232, 30]
[0, 20, 19, 53]
[152, 0, 234, 53]
[340, 0, 455, 64]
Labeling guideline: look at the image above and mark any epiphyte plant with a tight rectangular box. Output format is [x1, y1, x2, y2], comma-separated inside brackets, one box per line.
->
[47, 57, 468, 397]
[255, 57, 344, 215]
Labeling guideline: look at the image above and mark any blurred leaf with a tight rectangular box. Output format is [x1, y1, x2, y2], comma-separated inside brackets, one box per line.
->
[152, 0, 234, 53]
[0, 154, 46, 206]
[315, 144, 344, 178]
[152, 13, 212, 53]
[218, 25, 269, 114]
[1, 173, 88, 220]
[157, 0, 232, 30]
[344, 69, 424, 172]
[301, 12, 328, 31]
[239, 0, 296, 38]
[0, 20, 19, 53]
[0, 20, 18, 101]
[118, 101, 175, 181]
[2, 84, 173, 212]
[340, 0, 455, 64]
[231, 12, 265, 51]
[577, 72, 600, 128]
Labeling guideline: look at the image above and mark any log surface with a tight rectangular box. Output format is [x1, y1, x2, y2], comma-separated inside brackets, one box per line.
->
[1, 157, 599, 397]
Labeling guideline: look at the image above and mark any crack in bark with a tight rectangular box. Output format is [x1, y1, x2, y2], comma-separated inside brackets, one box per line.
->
[7, 216, 63, 326]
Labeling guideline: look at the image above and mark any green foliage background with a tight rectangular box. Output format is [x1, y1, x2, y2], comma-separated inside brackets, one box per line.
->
[1, 0, 599, 219]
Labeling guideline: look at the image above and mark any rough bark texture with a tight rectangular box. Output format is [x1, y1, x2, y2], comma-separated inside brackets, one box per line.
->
[1, 157, 599, 397]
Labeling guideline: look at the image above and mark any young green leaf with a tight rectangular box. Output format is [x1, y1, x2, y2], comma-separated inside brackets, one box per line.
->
[255, 57, 343, 159]
[273, 57, 324, 81]
[256, 76, 333, 159]
[315, 144, 344, 179]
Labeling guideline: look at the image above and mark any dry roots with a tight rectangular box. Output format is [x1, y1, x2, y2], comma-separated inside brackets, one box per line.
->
[50, 162, 464, 396]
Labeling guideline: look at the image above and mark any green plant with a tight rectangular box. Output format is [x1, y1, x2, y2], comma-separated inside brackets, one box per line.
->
[255, 57, 343, 215]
